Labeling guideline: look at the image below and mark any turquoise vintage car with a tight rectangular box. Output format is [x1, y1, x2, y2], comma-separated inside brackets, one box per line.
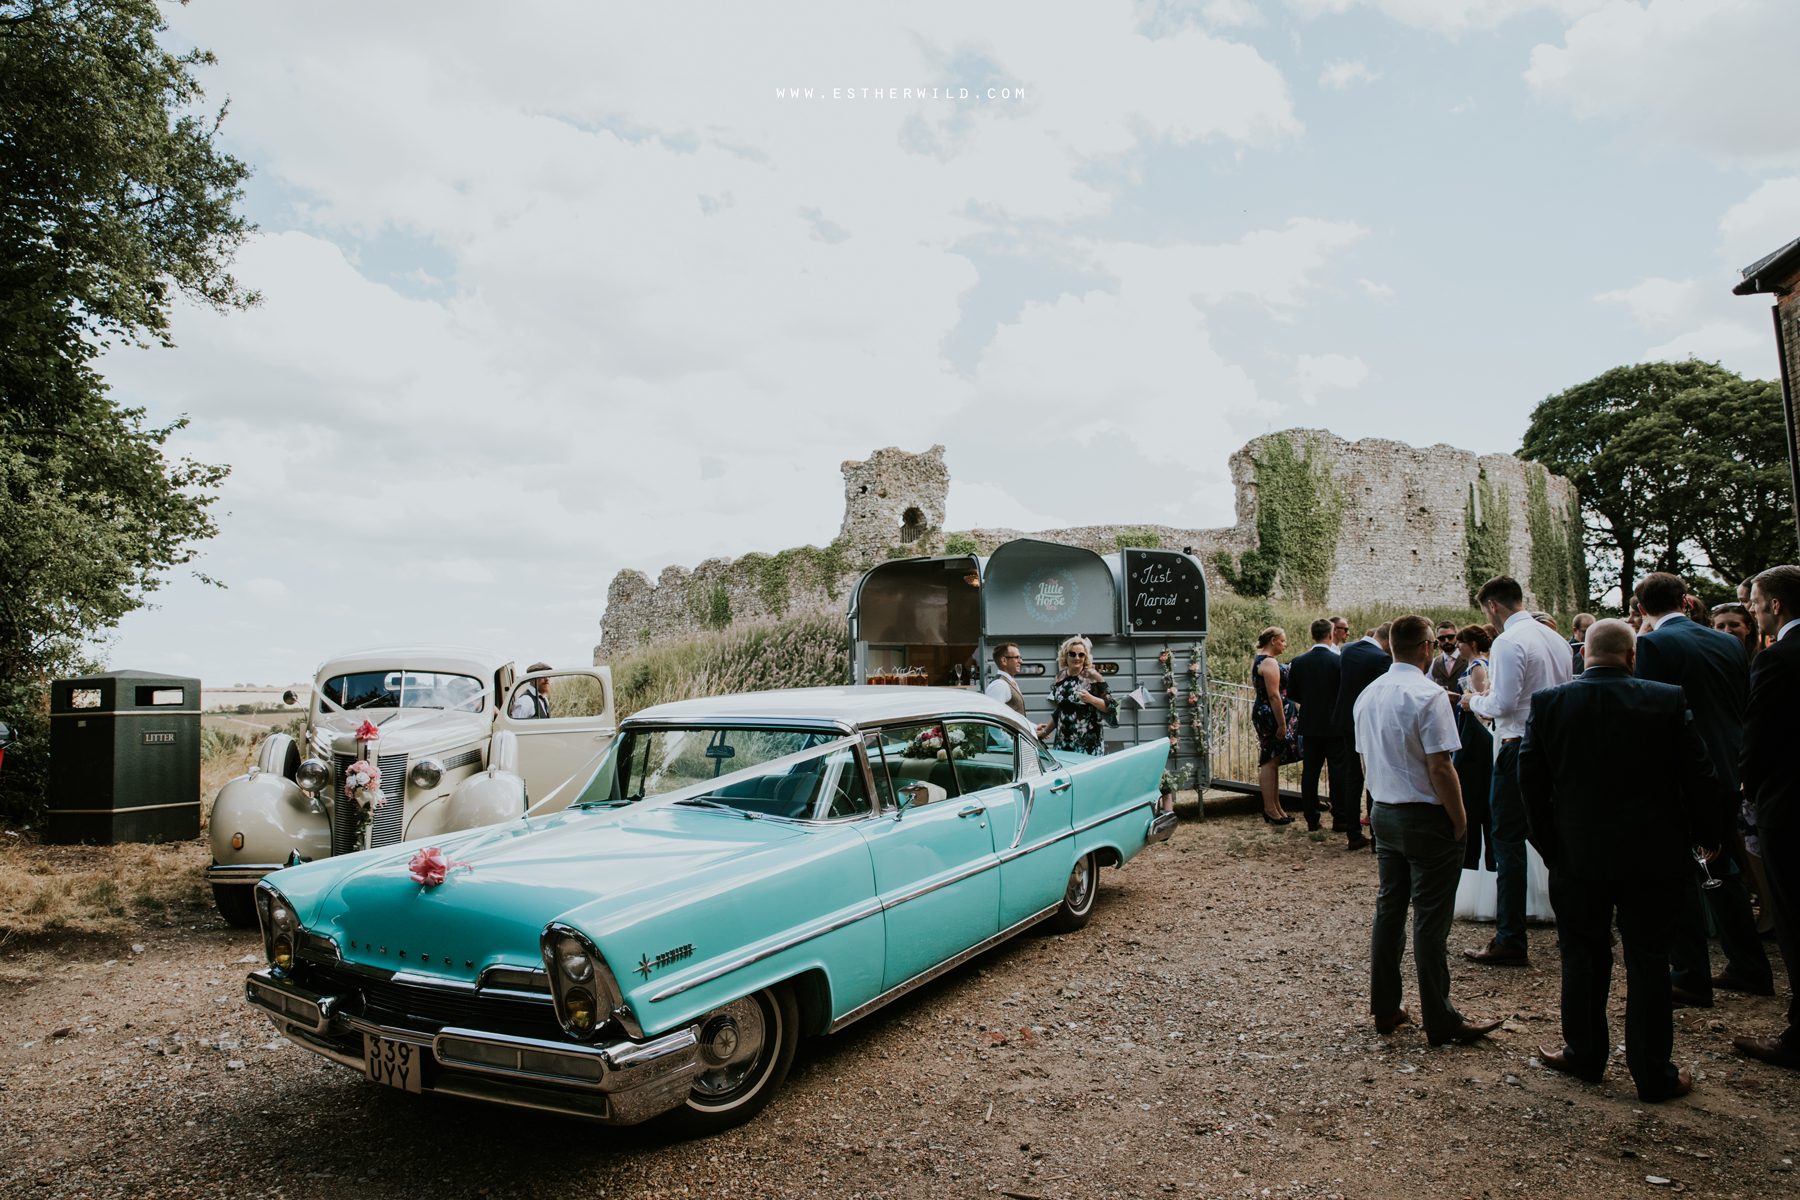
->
[243, 686, 1174, 1133]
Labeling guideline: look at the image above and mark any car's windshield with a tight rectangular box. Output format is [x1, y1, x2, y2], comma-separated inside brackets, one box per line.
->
[320, 671, 485, 712]
[575, 726, 872, 820]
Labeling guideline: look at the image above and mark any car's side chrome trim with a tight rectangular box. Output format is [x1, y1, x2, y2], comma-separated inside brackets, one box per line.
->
[879, 856, 998, 909]
[647, 898, 884, 1003]
[646, 797, 1156, 1005]
[825, 901, 1063, 1035]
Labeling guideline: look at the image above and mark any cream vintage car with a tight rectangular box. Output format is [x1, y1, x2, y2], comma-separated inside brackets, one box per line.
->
[207, 646, 614, 927]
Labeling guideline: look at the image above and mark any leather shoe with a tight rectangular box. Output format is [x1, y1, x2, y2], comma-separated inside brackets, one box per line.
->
[1670, 985, 1713, 1009]
[1345, 834, 1371, 851]
[1463, 939, 1528, 966]
[1639, 1067, 1693, 1103]
[1712, 970, 1776, 997]
[1427, 1017, 1503, 1047]
[1375, 1006, 1414, 1036]
[1538, 1045, 1604, 1084]
[1734, 1035, 1800, 1069]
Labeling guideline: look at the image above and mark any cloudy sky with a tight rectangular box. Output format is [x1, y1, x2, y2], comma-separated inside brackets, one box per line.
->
[101, 0, 1799, 685]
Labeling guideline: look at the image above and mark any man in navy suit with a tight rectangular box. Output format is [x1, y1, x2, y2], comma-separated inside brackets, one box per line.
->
[1734, 565, 1800, 1069]
[1520, 618, 1720, 1101]
[1634, 572, 1767, 1006]
[1288, 617, 1346, 836]
[1331, 621, 1392, 850]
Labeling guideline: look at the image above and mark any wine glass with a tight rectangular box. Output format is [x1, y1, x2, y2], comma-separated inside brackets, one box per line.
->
[1693, 846, 1723, 891]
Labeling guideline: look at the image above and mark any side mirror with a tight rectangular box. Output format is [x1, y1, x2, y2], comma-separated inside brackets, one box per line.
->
[895, 781, 946, 818]
[282, 689, 298, 707]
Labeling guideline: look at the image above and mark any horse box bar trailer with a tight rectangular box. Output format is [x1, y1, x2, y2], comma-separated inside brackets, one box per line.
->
[848, 538, 1209, 780]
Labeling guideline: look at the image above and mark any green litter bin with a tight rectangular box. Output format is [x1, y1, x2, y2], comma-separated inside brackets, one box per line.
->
[47, 670, 202, 845]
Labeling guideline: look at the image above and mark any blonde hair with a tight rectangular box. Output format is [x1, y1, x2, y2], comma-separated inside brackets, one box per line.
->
[1056, 636, 1095, 674]
[1256, 626, 1285, 650]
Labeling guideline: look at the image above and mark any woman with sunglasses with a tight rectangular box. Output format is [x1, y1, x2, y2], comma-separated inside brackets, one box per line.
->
[1041, 636, 1113, 756]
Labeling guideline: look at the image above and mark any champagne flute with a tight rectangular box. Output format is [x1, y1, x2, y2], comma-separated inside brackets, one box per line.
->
[1693, 846, 1723, 891]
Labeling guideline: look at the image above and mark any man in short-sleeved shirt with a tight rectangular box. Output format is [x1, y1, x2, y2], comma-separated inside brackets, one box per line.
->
[1355, 614, 1499, 1045]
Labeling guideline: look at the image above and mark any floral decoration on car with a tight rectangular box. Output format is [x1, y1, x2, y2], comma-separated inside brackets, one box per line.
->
[900, 724, 966, 760]
[344, 759, 384, 818]
[354, 718, 381, 742]
[407, 846, 472, 887]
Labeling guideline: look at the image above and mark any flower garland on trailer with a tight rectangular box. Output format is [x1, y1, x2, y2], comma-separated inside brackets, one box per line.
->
[1186, 647, 1202, 709]
[1160, 648, 1179, 747]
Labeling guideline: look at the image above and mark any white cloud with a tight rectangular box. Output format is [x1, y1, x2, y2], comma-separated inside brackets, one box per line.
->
[1355, 277, 1394, 300]
[1294, 352, 1370, 403]
[946, 481, 1072, 531]
[99, 0, 1331, 681]
[1593, 176, 1800, 377]
[1284, 0, 1605, 33]
[1524, 0, 1800, 167]
[1319, 60, 1380, 89]
[241, 578, 290, 603]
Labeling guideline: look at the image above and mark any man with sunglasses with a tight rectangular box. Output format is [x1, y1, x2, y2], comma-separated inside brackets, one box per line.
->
[1429, 622, 1463, 692]
[985, 643, 1028, 716]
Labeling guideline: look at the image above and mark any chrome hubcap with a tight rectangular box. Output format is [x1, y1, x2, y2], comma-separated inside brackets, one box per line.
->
[691, 994, 769, 1097]
[1065, 857, 1092, 910]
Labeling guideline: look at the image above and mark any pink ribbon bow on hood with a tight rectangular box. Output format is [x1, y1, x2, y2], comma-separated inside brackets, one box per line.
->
[408, 846, 472, 887]
[354, 719, 381, 743]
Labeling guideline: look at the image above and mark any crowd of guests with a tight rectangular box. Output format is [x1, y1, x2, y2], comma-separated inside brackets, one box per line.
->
[1244, 565, 1800, 1103]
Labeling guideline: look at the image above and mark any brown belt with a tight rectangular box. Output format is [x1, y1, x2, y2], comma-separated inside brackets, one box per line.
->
[1501, 737, 1521, 744]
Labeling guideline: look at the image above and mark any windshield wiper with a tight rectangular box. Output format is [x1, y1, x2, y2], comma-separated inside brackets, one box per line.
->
[674, 797, 760, 820]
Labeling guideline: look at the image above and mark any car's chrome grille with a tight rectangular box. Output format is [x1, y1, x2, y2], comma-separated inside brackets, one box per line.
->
[331, 752, 409, 854]
[442, 748, 482, 771]
[303, 963, 563, 1040]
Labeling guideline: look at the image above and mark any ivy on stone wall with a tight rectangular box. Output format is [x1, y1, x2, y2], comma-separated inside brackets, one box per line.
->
[1463, 469, 1512, 603]
[943, 533, 979, 556]
[1115, 528, 1161, 550]
[750, 537, 859, 613]
[686, 582, 732, 629]
[1212, 433, 1347, 604]
[1525, 463, 1579, 615]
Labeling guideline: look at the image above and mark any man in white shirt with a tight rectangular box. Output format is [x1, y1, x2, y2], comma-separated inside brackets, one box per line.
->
[984, 643, 1027, 716]
[510, 662, 553, 719]
[1356, 614, 1501, 1045]
[1462, 575, 1575, 965]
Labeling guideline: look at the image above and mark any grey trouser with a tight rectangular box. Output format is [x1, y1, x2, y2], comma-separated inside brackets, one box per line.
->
[1371, 801, 1467, 1035]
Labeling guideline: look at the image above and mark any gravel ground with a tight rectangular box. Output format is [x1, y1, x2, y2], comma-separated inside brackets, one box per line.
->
[4, 808, 1799, 1200]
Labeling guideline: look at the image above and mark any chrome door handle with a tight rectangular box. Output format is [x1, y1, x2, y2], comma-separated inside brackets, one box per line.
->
[958, 804, 987, 817]
[1047, 780, 1071, 793]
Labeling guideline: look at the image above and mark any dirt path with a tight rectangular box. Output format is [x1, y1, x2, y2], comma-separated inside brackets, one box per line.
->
[3, 812, 1798, 1199]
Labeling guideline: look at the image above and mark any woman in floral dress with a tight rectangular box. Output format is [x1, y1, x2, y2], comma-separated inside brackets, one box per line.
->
[1251, 626, 1299, 824]
[1039, 636, 1114, 756]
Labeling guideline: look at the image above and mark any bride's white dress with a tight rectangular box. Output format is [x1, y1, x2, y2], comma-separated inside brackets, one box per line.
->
[1454, 843, 1555, 923]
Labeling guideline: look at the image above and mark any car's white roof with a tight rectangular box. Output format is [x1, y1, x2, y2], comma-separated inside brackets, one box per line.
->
[628, 686, 1035, 735]
[314, 645, 509, 682]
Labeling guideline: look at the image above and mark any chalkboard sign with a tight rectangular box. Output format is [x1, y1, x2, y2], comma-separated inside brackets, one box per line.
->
[1123, 549, 1207, 634]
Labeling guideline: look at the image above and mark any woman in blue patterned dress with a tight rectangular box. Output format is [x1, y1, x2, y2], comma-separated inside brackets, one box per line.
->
[1252, 626, 1299, 824]
[1039, 636, 1113, 756]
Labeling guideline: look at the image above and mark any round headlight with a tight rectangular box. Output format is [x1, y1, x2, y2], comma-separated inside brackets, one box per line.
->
[257, 885, 302, 974]
[408, 759, 444, 790]
[555, 936, 594, 983]
[295, 758, 331, 793]
[564, 988, 595, 1033]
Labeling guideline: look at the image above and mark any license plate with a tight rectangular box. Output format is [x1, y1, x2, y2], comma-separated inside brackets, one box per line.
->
[364, 1034, 424, 1093]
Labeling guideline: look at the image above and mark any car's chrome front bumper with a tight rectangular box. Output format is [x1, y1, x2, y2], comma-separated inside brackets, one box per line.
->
[244, 969, 701, 1124]
[207, 863, 282, 885]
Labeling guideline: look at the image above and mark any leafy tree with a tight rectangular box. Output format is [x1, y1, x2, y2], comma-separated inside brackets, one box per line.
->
[1, 1, 254, 822]
[1657, 377, 1795, 588]
[1518, 360, 1774, 606]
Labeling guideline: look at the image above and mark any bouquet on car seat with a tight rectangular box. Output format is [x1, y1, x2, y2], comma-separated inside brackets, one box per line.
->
[900, 724, 967, 760]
